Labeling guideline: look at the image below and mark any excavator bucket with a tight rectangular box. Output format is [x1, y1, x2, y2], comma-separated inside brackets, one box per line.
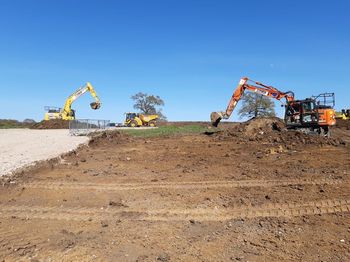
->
[210, 112, 222, 127]
[90, 102, 101, 110]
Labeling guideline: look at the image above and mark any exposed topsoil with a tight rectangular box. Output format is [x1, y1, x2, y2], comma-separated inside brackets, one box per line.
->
[31, 119, 70, 129]
[88, 129, 133, 146]
[214, 117, 346, 147]
[0, 118, 349, 261]
[336, 119, 350, 129]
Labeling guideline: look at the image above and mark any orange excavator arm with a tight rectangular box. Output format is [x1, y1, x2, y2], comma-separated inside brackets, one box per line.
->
[211, 77, 295, 126]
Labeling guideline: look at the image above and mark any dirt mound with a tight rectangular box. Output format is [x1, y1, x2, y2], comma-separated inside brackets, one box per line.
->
[215, 117, 346, 147]
[88, 130, 132, 146]
[31, 120, 69, 129]
[336, 119, 350, 130]
[217, 117, 285, 137]
[242, 117, 285, 134]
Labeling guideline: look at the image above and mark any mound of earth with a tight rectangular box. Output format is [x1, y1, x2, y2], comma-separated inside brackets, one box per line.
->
[88, 130, 131, 146]
[31, 119, 69, 129]
[336, 119, 350, 130]
[214, 117, 346, 147]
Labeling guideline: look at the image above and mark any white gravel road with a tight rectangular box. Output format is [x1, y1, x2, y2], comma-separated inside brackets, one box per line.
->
[0, 129, 89, 176]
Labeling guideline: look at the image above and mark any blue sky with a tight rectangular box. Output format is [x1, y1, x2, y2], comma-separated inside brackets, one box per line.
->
[0, 0, 349, 122]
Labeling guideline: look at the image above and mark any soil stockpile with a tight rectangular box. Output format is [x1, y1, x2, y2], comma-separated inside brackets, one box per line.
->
[214, 117, 346, 147]
[31, 119, 70, 129]
[88, 130, 131, 146]
[336, 119, 350, 130]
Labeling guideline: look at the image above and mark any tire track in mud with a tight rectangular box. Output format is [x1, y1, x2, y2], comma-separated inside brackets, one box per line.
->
[24, 178, 346, 191]
[0, 199, 349, 222]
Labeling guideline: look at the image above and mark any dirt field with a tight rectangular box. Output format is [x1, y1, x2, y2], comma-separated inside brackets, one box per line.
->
[0, 120, 349, 261]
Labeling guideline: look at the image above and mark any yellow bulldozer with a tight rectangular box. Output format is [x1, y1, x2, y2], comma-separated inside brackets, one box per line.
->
[335, 109, 350, 120]
[124, 112, 159, 127]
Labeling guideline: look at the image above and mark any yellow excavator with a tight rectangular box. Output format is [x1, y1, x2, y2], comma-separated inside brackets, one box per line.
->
[335, 109, 350, 120]
[44, 82, 101, 120]
[124, 113, 159, 127]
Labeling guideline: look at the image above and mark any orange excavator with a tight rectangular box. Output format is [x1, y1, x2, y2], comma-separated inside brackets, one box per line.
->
[211, 77, 336, 136]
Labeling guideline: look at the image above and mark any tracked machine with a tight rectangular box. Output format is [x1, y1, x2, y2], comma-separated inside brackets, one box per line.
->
[211, 77, 336, 136]
[44, 82, 101, 120]
[335, 109, 350, 120]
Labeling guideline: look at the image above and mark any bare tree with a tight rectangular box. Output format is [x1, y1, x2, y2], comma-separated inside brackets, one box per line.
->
[131, 92, 167, 120]
[238, 93, 276, 118]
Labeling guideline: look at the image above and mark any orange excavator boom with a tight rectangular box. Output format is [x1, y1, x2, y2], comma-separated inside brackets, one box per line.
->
[211, 77, 294, 126]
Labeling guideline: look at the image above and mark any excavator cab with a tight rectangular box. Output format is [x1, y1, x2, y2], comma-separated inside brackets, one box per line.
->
[45, 106, 61, 114]
[285, 93, 335, 136]
[44, 106, 76, 120]
[125, 113, 138, 121]
[124, 113, 140, 127]
[284, 99, 319, 127]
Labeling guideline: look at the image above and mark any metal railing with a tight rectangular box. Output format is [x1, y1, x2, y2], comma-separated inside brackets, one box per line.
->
[69, 119, 110, 136]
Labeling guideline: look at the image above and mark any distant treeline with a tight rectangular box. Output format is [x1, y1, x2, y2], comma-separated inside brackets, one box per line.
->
[0, 119, 36, 129]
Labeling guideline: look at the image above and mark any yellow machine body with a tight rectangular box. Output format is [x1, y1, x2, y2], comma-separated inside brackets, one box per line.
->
[44, 82, 101, 120]
[124, 113, 159, 127]
[335, 109, 350, 120]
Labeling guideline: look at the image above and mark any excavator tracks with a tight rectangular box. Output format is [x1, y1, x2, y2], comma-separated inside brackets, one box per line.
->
[2, 178, 348, 222]
[24, 178, 345, 191]
[0, 199, 349, 222]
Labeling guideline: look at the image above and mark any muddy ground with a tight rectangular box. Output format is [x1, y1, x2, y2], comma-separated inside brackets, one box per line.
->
[0, 119, 349, 261]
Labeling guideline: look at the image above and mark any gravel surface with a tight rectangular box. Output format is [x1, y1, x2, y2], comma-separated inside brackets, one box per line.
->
[0, 129, 89, 176]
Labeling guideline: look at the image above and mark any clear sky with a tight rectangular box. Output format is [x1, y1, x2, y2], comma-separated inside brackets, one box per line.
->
[0, 0, 349, 122]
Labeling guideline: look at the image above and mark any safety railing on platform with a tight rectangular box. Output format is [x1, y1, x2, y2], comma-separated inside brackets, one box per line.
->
[69, 119, 110, 136]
